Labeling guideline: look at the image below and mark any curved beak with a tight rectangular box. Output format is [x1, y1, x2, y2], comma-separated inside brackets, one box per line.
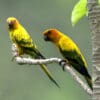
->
[43, 35, 50, 41]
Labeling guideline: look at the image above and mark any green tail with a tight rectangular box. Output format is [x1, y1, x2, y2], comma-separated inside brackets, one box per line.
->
[40, 64, 60, 88]
[23, 47, 60, 88]
[85, 76, 93, 90]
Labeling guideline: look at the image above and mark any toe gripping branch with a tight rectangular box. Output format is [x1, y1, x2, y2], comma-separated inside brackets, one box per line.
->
[59, 59, 67, 71]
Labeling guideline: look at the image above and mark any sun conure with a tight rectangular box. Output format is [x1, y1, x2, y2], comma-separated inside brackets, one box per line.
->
[6, 17, 60, 88]
[43, 28, 92, 90]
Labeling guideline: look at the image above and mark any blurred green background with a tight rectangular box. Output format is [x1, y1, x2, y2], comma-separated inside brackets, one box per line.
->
[0, 0, 92, 100]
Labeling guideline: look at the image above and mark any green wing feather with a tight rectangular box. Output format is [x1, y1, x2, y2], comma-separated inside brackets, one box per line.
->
[57, 35, 89, 75]
[58, 35, 92, 90]
[11, 26, 60, 88]
[12, 26, 42, 58]
[59, 47, 89, 76]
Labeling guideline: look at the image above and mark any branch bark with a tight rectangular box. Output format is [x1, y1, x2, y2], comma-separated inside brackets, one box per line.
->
[87, 0, 100, 99]
[11, 44, 92, 95]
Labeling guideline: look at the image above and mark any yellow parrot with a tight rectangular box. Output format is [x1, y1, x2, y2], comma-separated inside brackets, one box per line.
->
[6, 17, 59, 88]
[43, 28, 92, 90]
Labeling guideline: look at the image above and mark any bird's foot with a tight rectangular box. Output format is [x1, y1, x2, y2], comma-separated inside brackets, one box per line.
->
[59, 59, 67, 71]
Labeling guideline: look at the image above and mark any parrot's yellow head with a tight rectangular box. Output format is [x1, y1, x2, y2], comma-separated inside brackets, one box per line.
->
[7, 17, 19, 29]
[43, 29, 62, 43]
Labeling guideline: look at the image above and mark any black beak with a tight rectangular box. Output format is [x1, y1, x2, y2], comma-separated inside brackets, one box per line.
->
[44, 35, 50, 41]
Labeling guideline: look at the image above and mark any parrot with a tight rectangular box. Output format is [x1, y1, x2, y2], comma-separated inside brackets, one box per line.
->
[6, 17, 60, 88]
[42, 28, 92, 90]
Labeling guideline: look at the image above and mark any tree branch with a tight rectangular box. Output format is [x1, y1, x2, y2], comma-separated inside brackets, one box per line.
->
[11, 44, 92, 95]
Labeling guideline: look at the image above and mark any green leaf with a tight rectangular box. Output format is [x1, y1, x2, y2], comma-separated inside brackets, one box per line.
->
[99, 0, 100, 4]
[71, 0, 87, 26]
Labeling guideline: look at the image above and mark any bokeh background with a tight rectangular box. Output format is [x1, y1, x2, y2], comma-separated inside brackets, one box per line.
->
[0, 0, 92, 100]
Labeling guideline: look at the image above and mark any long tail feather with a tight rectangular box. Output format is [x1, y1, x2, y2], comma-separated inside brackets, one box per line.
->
[28, 48, 60, 88]
[40, 64, 60, 88]
[84, 76, 93, 90]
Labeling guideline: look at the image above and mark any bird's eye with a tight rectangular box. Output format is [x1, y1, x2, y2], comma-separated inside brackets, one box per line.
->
[47, 31, 51, 34]
[13, 20, 16, 23]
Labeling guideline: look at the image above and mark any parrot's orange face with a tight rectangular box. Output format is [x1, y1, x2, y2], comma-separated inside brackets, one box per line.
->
[7, 17, 19, 29]
[43, 29, 61, 43]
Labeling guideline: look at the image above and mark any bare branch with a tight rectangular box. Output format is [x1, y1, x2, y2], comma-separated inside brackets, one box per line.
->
[11, 44, 92, 95]
[64, 65, 92, 95]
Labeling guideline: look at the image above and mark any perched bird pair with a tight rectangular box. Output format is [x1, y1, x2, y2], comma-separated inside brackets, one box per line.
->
[7, 17, 92, 90]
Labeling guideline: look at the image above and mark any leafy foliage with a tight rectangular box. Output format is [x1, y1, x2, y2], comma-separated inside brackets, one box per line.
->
[71, 0, 87, 26]
[71, 0, 100, 26]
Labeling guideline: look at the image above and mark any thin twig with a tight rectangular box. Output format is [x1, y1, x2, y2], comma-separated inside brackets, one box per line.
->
[11, 44, 93, 95]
